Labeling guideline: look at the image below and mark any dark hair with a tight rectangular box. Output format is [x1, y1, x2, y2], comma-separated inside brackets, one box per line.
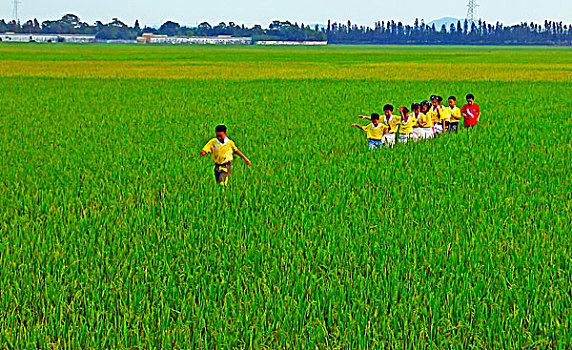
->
[448, 96, 456, 101]
[430, 95, 437, 101]
[383, 104, 394, 112]
[401, 107, 410, 115]
[435, 96, 443, 103]
[411, 103, 420, 111]
[215, 125, 227, 133]
[421, 100, 430, 107]
[466, 93, 475, 100]
[370, 113, 380, 121]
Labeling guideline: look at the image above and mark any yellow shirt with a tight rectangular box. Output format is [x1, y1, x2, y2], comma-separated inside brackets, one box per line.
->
[384, 114, 400, 134]
[397, 115, 418, 134]
[412, 112, 424, 127]
[428, 107, 439, 123]
[416, 112, 433, 128]
[429, 106, 450, 123]
[363, 123, 384, 140]
[448, 106, 462, 123]
[202, 138, 238, 165]
[438, 105, 451, 122]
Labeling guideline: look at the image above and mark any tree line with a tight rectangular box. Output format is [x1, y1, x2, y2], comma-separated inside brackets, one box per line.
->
[1, 14, 571, 45]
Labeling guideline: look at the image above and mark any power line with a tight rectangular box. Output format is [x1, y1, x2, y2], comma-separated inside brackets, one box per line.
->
[12, 0, 21, 22]
[467, 0, 478, 23]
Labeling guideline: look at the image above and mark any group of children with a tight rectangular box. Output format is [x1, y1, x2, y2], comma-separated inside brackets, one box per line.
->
[351, 94, 481, 149]
[200, 94, 481, 186]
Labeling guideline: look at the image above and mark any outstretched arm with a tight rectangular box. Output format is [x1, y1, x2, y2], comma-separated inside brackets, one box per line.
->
[234, 149, 252, 167]
[351, 124, 365, 131]
[358, 115, 372, 120]
[461, 107, 469, 118]
[199, 151, 208, 157]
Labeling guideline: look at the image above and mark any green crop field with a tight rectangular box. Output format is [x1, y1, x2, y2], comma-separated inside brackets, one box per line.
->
[0, 44, 571, 349]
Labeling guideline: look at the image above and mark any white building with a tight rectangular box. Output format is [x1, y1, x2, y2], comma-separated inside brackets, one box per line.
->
[255, 40, 328, 46]
[144, 35, 251, 45]
[0, 33, 96, 43]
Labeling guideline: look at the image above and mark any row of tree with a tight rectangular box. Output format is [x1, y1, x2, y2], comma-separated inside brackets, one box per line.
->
[326, 19, 572, 45]
[0, 15, 326, 41]
[1, 14, 571, 45]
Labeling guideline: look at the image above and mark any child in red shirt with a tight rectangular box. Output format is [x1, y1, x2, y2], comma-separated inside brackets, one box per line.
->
[461, 93, 481, 128]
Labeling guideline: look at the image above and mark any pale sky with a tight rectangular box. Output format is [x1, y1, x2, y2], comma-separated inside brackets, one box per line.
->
[2, 0, 571, 28]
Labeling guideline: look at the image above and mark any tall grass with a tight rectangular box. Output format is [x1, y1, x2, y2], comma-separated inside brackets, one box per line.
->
[0, 45, 570, 349]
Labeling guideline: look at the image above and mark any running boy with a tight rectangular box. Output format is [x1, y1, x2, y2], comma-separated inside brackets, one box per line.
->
[352, 113, 385, 150]
[200, 125, 252, 186]
[461, 93, 481, 128]
[447, 96, 462, 133]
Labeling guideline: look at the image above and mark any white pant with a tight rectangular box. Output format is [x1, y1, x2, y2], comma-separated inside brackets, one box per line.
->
[434, 124, 444, 134]
[398, 134, 410, 143]
[382, 134, 395, 147]
[421, 127, 434, 139]
[412, 128, 424, 141]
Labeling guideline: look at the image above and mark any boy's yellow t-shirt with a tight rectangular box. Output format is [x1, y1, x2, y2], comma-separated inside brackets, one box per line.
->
[364, 123, 384, 140]
[430, 106, 450, 123]
[398, 115, 418, 134]
[202, 138, 238, 164]
[438, 105, 451, 122]
[384, 114, 400, 134]
[449, 106, 462, 122]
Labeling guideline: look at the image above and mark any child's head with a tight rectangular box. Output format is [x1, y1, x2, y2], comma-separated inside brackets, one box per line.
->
[215, 124, 227, 143]
[383, 104, 394, 119]
[431, 95, 442, 107]
[411, 103, 420, 113]
[448, 96, 456, 107]
[371, 113, 380, 126]
[420, 101, 430, 113]
[401, 107, 410, 117]
[466, 93, 475, 105]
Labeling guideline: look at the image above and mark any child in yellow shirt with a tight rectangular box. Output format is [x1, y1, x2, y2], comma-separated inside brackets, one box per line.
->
[447, 96, 462, 133]
[358, 105, 398, 147]
[352, 113, 385, 150]
[396, 106, 417, 143]
[430, 95, 449, 134]
[200, 125, 252, 186]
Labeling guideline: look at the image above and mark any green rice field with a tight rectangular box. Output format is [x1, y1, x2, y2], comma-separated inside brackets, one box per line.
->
[0, 44, 571, 349]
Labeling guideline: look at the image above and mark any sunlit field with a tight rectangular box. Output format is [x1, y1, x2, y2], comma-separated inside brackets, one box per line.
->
[0, 43, 571, 349]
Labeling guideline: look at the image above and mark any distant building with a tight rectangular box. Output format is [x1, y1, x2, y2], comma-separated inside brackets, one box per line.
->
[137, 33, 251, 45]
[0, 32, 328, 46]
[0, 33, 96, 43]
[255, 41, 328, 46]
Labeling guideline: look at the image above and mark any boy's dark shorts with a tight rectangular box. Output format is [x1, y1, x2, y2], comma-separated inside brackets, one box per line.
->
[214, 162, 232, 185]
[447, 122, 459, 133]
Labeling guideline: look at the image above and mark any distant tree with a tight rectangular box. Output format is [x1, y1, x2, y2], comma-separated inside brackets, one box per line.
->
[7, 20, 20, 33]
[158, 21, 181, 36]
[0, 19, 8, 33]
[197, 22, 212, 36]
[95, 18, 137, 40]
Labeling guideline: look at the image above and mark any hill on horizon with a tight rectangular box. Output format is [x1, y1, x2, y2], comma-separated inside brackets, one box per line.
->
[428, 17, 465, 30]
